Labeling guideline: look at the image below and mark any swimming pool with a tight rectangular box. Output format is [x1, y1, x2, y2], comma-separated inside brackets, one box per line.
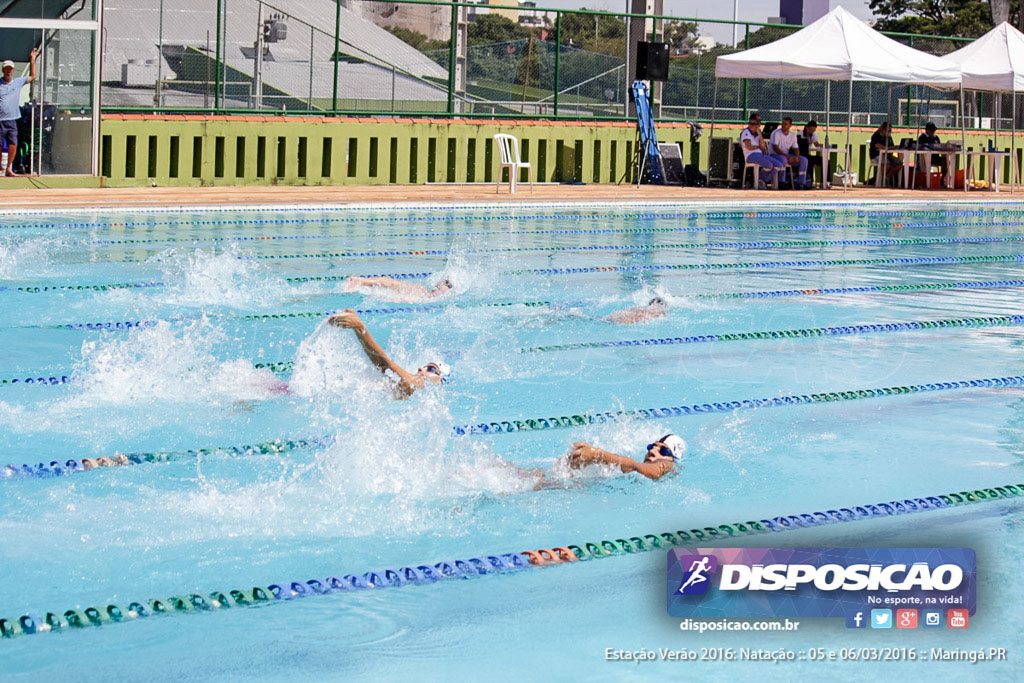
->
[1, 200, 1023, 679]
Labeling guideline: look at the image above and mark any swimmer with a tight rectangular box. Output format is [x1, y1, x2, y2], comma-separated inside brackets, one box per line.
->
[605, 297, 667, 325]
[343, 275, 454, 301]
[327, 308, 450, 398]
[567, 434, 683, 481]
[518, 434, 685, 488]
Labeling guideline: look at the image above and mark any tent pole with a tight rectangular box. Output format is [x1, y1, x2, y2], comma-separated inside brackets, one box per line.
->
[846, 77, 852, 193]
[709, 77, 719, 182]
[1013, 90, 1017, 193]
[825, 81, 831, 144]
[961, 86, 968, 193]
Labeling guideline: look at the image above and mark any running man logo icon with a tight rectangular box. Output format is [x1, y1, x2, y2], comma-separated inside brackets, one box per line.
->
[675, 554, 718, 595]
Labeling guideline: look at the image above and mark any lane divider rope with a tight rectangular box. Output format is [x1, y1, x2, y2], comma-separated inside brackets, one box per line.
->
[2, 483, 1019, 638]
[10, 250, 1024, 297]
[55, 219, 1024, 249]
[15, 277, 1024, 337]
[7, 373, 1023, 480]
[283, 254, 1024, 284]
[0, 282, 163, 294]
[523, 253, 1024, 276]
[20, 210, 1017, 239]
[449, 374, 1024, 435]
[521, 314, 1024, 354]
[0, 437, 332, 481]
[247, 233, 1024, 261]
[2, 209, 832, 233]
[11, 306, 1023, 386]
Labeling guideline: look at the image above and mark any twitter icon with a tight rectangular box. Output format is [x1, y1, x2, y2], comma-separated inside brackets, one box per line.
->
[871, 609, 893, 629]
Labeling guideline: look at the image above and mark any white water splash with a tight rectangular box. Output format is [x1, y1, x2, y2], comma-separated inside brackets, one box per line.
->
[148, 245, 314, 309]
[0, 236, 59, 279]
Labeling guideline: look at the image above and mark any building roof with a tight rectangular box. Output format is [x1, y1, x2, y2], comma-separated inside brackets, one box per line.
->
[101, 0, 448, 107]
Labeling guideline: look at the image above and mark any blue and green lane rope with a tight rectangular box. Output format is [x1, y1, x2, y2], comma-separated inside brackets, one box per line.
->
[2, 483, 1020, 639]
[449, 374, 1024, 436]
[282, 253, 1024, 284]
[5, 373, 1024, 480]
[14, 208, 1023, 237]
[10, 252, 1024, 297]
[249, 233, 1024, 261]
[0, 437, 332, 481]
[520, 314, 1024, 354]
[10, 312, 1024, 387]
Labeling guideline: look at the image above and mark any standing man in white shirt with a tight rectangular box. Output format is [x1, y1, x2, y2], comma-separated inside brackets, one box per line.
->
[769, 116, 808, 189]
[738, 113, 785, 189]
[0, 49, 37, 177]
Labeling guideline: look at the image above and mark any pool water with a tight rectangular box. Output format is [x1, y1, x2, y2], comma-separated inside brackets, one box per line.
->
[1, 201, 1023, 680]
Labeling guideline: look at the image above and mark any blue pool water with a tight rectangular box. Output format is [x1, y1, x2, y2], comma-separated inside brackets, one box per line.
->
[1, 201, 1023, 679]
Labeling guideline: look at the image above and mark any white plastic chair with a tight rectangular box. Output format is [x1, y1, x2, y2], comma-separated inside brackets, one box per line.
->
[493, 133, 533, 193]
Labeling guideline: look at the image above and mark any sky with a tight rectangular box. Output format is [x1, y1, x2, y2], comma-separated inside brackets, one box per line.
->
[530, 0, 876, 43]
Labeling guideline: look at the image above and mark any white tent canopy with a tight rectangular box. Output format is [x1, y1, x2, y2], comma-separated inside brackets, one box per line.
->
[715, 6, 961, 87]
[944, 22, 1024, 92]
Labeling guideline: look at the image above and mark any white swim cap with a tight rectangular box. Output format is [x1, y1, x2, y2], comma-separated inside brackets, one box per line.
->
[434, 360, 450, 382]
[658, 434, 686, 461]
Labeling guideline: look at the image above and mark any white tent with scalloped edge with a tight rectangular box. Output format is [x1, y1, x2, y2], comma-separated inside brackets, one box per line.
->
[715, 6, 961, 86]
[943, 22, 1024, 190]
[710, 6, 963, 190]
[943, 22, 1024, 92]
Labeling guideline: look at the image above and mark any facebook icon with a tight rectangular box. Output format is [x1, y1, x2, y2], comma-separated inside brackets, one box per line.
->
[846, 611, 866, 629]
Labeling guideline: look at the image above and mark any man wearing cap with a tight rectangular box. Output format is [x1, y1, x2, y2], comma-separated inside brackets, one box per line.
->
[327, 308, 450, 398]
[567, 434, 684, 481]
[0, 49, 37, 177]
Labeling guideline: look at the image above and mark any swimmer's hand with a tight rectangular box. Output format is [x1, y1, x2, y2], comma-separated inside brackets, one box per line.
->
[568, 442, 614, 468]
[327, 309, 364, 330]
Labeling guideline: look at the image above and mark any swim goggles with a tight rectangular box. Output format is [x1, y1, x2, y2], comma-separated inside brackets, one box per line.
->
[646, 443, 677, 460]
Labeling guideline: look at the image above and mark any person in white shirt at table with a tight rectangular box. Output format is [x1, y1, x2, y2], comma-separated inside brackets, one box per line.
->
[799, 120, 831, 187]
[769, 117, 809, 189]
[739, 113, 785, 189]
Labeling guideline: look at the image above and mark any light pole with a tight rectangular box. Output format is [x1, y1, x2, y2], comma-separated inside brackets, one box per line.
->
[732, 0, 738, 47]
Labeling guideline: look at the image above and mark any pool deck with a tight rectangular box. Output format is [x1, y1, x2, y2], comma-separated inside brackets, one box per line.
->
[0, 183, 1022, 210]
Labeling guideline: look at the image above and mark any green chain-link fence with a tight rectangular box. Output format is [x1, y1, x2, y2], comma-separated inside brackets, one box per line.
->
[104, 0, 1017, 129]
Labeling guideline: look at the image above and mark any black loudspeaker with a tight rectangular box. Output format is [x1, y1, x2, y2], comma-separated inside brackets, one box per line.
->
[635, 41, 669, 81]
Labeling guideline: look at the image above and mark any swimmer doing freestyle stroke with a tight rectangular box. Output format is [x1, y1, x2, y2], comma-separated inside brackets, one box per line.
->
[344, 275, 454, 301]
[605, 297, 667, 325]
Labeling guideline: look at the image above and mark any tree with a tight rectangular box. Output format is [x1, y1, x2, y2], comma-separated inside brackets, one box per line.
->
[663, 21, 700, 54]
[867, 0, 995, 37]
[468, 14, 532, 46]
[384, 26, 448, 53]
[559, 9, 625, 53]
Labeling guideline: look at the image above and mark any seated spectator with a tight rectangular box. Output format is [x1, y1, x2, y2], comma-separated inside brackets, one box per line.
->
[916, 121, 948, 183]
[798, 120, 831, 187]
[739, 113, 785, 188]
[770, 116, 809, 189]
[870, 121, 903, 187]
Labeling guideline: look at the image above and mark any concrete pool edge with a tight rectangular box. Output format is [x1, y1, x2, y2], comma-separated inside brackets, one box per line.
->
[3, 194, 1024, 216]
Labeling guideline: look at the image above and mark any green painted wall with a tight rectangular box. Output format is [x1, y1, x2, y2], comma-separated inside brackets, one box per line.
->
[92, 116, 1024, 188]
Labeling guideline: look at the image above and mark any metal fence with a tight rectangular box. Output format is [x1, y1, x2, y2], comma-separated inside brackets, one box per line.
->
[102, 0, 1019, 129]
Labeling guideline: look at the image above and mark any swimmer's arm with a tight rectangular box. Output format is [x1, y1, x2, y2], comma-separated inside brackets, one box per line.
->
[329, 310, 414, 380]
[569, 443, 672, 481]
[618, 459, 674, 481]
[352, 324, 414, 380]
